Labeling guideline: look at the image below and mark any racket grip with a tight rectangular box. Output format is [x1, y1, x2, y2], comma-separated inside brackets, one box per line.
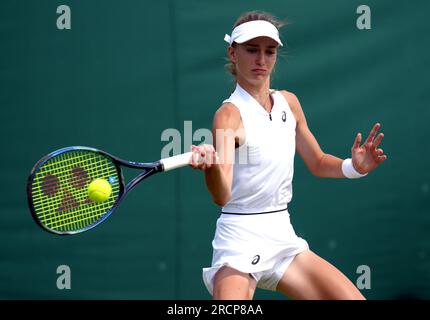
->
[160, 152, 193, 172]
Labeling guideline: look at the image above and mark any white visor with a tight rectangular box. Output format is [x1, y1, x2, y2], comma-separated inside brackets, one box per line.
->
[224, 20, 283, 47]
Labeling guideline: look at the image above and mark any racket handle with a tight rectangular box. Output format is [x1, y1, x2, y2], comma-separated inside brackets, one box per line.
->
[160, 152, 193, 172]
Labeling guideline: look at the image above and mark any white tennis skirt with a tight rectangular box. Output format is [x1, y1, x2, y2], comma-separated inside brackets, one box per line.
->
[202, 209, 309, 295]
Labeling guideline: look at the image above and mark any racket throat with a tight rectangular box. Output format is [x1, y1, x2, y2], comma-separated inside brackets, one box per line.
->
[124, 163, 162, 193]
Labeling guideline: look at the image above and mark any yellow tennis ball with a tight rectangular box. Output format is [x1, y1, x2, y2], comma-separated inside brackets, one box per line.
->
[88, 178, 112, 203]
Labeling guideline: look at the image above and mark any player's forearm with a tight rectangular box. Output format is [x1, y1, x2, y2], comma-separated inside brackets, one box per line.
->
[204, 164, 232, 206]
[313, 153, 345, 178]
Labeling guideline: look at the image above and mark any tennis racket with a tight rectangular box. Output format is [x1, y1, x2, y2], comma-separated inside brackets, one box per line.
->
[27, 146, 194, 235]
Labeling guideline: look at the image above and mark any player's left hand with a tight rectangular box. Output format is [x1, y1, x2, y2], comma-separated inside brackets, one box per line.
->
[351, 123, 387, 174]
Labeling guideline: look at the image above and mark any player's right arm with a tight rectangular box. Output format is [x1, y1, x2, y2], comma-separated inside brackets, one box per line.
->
[190, 103, 240, 206]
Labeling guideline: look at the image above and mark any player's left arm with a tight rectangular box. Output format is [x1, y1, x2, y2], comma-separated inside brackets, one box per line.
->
[281, 91, 387, 178]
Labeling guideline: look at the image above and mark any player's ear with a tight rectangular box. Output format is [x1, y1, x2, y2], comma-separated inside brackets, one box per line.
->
[228, 46, 237, 63]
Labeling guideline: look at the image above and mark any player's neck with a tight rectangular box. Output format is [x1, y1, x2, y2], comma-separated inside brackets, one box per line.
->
[237, 78, 272, 112]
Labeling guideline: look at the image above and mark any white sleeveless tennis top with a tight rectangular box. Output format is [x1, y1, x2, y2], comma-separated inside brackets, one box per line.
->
[221, 83, 296, 214]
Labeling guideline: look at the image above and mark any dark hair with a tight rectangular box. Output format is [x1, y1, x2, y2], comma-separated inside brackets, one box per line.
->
[225, 11, 286, 77]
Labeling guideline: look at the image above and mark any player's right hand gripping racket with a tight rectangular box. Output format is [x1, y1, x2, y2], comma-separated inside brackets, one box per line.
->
[27, 146, 194, 235]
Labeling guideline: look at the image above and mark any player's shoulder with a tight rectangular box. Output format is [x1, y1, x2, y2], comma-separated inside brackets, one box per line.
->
[278, 89, 305, 122]
[279, 90, 301, 109]
[213, 102, 241, 128]
[216, 101, 241, 116]
[215, 101, 241, 121]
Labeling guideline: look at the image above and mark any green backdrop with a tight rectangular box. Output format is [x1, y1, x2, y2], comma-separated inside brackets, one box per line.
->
[1, 0, 429, 299]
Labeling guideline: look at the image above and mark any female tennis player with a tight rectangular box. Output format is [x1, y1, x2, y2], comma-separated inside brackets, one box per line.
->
[190, 11, 387, 300]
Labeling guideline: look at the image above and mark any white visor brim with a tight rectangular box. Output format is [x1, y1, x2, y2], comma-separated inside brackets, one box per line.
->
[224, 20, 283, 47]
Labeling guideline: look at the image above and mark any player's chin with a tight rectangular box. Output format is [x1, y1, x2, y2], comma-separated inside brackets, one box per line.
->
[248, 73, 270, 83]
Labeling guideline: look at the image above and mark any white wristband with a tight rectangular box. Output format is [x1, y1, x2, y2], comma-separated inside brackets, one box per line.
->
[342, 158, 368, 179]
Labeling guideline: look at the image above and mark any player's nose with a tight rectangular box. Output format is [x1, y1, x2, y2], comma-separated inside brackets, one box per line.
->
[256, 50, 265, 65]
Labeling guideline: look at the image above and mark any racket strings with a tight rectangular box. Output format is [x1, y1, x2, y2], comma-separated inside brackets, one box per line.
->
[33, 152, 103, 230]
[31, 150, 121, 233]
[35, 153, 118, 231]
[41, 153, 118, 230]
[36, 159, 105, 229]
